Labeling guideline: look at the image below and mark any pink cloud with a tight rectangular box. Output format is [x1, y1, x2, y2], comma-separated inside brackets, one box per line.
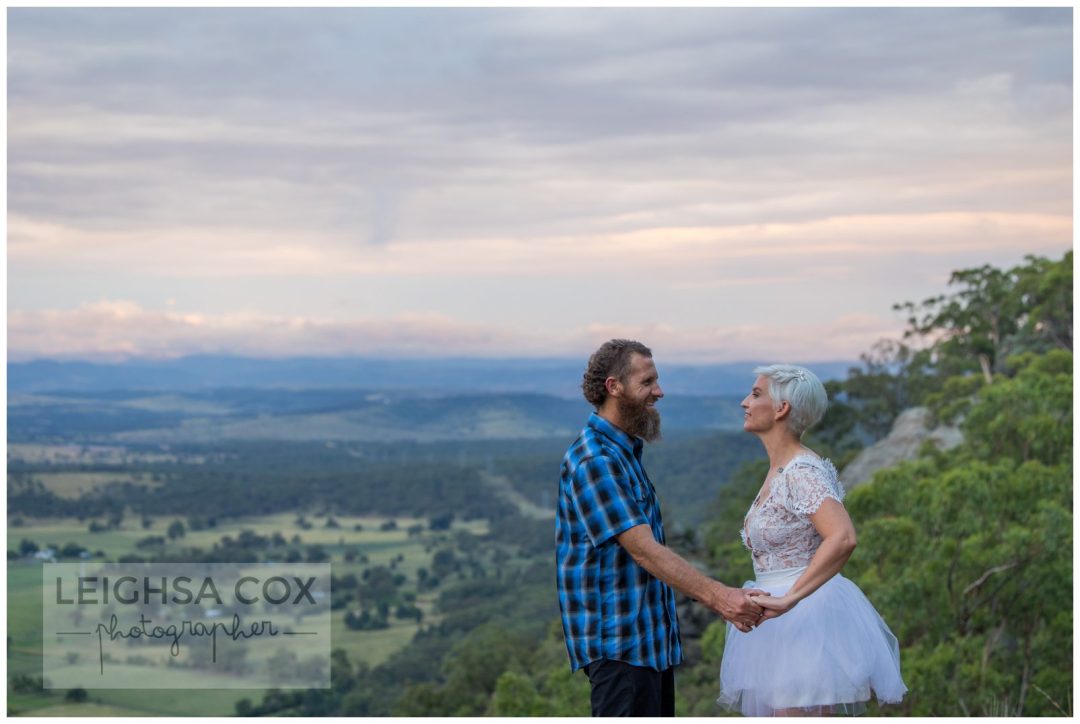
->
[8, 301, 903, 364]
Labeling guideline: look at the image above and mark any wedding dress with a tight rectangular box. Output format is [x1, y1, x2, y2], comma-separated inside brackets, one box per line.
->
[717, 454, 907, 716]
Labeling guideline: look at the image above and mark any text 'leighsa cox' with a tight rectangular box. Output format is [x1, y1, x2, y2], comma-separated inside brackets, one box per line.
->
[53, 575, 318, 606]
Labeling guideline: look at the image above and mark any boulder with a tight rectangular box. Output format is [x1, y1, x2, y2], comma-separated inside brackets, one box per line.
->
[840, 407, 963, 490]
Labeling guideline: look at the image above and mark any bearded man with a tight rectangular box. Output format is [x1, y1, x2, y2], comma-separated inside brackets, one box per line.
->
[556, 339, 767, 717]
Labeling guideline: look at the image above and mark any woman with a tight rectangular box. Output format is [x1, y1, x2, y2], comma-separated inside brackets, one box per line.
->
[717, 364, 906, 716]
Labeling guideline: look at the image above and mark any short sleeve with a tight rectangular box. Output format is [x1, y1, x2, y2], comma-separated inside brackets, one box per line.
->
[780, 462, 844, 517]
[568, 454, 649, 546]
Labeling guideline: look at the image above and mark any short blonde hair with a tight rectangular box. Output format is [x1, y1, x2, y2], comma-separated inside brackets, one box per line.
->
[753, 364, 828, 437]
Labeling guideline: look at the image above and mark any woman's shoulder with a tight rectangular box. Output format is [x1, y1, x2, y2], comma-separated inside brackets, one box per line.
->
[786, 452, 838, 478]
[780, 453, 844, 503]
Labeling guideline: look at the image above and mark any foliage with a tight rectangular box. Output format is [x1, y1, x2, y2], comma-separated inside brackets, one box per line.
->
[953, 350, 1072, 465]
[839, 345, 1072, 715]
[691, 253, 1073, 717]
[8, 441, 520, 523]
[828, 252, 1073, 446]
[893, 252, 1071, 389]
[486, 622, 592, 716]
[166, 519, 186, 540]
[489, 429, 759, 529]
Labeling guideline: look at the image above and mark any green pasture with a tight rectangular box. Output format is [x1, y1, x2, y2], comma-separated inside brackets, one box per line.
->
[16, 701, 143, 717]
[331, 605, 429, 668]
[9, 520, 142, 558]
[117, 395, 233, 415]
[113, 412, 396, 444]
[10, 561, 306, 716]
[479, 470, 553, 520]
[10, 688, 264, 717]
[30, 472, 158, 500]
[111, 405, 570, 444]
[9, 512, 488, 562]
[8, 566, 44, 651]
[7, 512, 480, 716]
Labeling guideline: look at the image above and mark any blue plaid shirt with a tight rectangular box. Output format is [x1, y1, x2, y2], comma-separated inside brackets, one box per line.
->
[556, 412, 682, 673]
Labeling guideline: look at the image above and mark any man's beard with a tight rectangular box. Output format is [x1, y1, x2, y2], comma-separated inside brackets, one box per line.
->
[617, 396, 662, 443]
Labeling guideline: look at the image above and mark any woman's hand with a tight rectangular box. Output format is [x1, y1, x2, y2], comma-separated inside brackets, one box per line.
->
[750, 593, 797, 621]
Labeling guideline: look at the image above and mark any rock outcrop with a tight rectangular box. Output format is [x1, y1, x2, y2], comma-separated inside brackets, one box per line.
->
[840, 407, 963, 490]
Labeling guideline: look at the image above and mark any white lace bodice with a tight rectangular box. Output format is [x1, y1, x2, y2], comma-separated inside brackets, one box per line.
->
[740, 454, 845, 574]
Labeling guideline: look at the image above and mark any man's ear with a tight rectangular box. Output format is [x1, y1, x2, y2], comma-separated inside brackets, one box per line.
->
[604, 376, 622, 398]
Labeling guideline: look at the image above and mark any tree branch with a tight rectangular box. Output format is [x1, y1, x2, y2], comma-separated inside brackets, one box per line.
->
[962, 561, 1019, 598]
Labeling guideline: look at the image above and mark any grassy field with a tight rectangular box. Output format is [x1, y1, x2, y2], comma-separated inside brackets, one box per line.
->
[115, 395, 233, 415]
[9, 512, 487, 558]
[8, 443, 195, 466]
[8, 512, 487, 717]
[479, 470, 553, 520]
[30, 472, 159, 500]
[17, 701, 143, 717]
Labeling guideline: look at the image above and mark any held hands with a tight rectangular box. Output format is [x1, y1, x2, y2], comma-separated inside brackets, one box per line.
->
[712, 583, 771, 633]
[749, 593, 797, 622]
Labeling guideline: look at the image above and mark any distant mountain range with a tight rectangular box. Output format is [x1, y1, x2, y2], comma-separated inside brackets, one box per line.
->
[8, 356, 857, 397]
[7, 388, 753, 443]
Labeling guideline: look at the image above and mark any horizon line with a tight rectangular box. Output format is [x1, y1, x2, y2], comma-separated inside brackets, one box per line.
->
[7, 353, 862, 367]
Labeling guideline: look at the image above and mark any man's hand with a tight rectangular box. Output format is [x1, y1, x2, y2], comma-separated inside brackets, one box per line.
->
[710, 582, 770, 632]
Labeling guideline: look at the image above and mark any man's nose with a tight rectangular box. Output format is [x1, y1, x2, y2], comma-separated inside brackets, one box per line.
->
[653, 384, 664, 399]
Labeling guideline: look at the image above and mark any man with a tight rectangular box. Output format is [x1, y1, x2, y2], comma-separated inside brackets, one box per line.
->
[556, 339, 766, 717]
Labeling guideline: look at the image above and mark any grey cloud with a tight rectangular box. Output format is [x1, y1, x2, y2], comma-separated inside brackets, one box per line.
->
[8, 7, 1072, 243]
[11, 8, 1069, 121]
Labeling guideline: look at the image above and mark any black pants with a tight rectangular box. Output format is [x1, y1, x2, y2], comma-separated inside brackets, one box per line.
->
[583, 659, 675, 717]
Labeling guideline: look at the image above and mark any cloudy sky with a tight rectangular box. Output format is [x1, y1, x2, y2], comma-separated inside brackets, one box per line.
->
[7, 7, 1073, 363]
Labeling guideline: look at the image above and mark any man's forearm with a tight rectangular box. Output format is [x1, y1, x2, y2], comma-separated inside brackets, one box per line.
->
[630, 537, 721, 606]
[617, 524, 723, 607]
[616, 524, 764, 630]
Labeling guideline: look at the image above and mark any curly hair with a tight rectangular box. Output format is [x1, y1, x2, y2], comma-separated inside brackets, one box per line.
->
[581, 339, 653, 408]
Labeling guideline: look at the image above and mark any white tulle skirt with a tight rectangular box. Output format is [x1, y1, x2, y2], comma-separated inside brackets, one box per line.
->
[718, 566, 907, 716]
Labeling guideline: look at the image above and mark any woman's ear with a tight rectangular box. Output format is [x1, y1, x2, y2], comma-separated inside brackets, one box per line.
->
[775, 400, 791, 421]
